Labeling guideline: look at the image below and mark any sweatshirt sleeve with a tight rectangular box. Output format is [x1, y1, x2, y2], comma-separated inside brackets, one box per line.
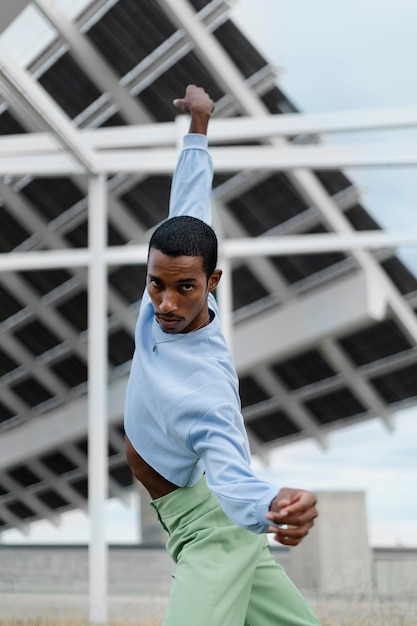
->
[189, 402, 278, 534]
[168, 134, 214, 225]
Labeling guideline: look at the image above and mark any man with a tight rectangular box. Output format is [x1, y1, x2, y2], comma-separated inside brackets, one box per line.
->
[124, 85, 321, 626]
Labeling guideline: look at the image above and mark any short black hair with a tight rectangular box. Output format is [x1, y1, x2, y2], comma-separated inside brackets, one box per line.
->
[148, 216, 218, 279]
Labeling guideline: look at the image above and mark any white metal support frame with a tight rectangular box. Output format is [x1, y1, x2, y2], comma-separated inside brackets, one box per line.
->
[87, 174, 108, 624]
[0, 106, 416, 176]
[1, 231, 417, 273]
[212, 197, 234, 351]
[216, 251, 234, 350]
[0, 104, 414, 154]
[0, 42, 96, 173]
[0, 141, 416, 176]
[0, 5, 416, 622]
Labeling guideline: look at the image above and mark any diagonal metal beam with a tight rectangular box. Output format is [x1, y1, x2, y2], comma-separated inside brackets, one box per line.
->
[33, 0, 149, 126]
[320, 339, 394, 431]
[0, 42, 97, 173]
[252, 366, 328, 449]
[0, 329, 70, 400]
[0, 180, 136, 335]
[0, 471, 59, 526]
[0, 376, 127, 471]
[156, 0, 266, 115]
[0, 272, 88, 360]
[0, 503, 30, 535]
[289, 169, 417, 347]
[234, 270, 388, 373]
[122, 0, 236, 99]
[29, 458, 88, 512]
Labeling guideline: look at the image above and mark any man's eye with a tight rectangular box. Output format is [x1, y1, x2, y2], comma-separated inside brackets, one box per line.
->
[181, 284, 193, 292]
[150, 280, 161, 288]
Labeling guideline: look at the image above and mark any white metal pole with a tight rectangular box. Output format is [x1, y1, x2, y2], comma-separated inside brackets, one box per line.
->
[217, 253, 234, 353]
[87, 174, 108, 624]
[212, 200, 234, 352]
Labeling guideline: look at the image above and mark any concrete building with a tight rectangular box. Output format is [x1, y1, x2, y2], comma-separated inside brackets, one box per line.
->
[291, 492, 373, 595]
[1, 542, 416, 599]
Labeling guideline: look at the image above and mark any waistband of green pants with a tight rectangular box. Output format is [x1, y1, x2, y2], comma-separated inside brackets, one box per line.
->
[150, 474, 210, 519]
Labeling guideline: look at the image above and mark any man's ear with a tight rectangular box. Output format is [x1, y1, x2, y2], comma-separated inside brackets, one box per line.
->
[208, 269, 222, 292]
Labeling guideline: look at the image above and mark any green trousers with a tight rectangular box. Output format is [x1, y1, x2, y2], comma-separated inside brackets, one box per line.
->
[150, 476, 321, 626]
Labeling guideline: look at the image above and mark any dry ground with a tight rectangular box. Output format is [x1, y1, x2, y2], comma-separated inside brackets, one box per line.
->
[0, 599, 416, 626]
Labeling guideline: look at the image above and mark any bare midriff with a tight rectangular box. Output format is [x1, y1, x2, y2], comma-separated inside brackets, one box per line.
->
[125, 435, 180, 500]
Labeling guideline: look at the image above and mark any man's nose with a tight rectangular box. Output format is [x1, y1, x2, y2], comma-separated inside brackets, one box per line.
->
[159, 290, 177, 312]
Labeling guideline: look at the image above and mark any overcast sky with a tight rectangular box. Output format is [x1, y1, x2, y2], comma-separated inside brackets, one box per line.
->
[3, 0, 417, 546]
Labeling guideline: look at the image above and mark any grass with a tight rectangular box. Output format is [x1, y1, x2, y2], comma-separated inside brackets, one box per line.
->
[0, 621, 159, 626]
[0, 610, 165, 626]
[0, 600, 416, 626]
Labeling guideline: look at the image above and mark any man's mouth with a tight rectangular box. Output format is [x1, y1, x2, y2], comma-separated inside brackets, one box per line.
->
[156, 315, 183, 331]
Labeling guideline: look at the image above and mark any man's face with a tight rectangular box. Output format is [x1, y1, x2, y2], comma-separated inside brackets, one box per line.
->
[147, 248, 221, 334]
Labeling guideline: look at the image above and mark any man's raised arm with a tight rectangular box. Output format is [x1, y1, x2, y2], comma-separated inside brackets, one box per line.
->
[168, 85, 215, 224]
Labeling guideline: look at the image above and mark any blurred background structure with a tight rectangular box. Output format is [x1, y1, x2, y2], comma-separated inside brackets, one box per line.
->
[0, 0, 416, 622]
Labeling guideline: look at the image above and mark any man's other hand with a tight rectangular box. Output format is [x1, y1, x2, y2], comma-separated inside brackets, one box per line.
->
[266, 488, 318, 546]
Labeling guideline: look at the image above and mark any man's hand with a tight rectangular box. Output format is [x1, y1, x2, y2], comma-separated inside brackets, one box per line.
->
[266, 488, 318, 546]
[173, 85, 214, 135]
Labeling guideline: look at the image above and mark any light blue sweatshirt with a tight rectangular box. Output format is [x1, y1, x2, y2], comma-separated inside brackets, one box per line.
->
[124, 133, 278, 533]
